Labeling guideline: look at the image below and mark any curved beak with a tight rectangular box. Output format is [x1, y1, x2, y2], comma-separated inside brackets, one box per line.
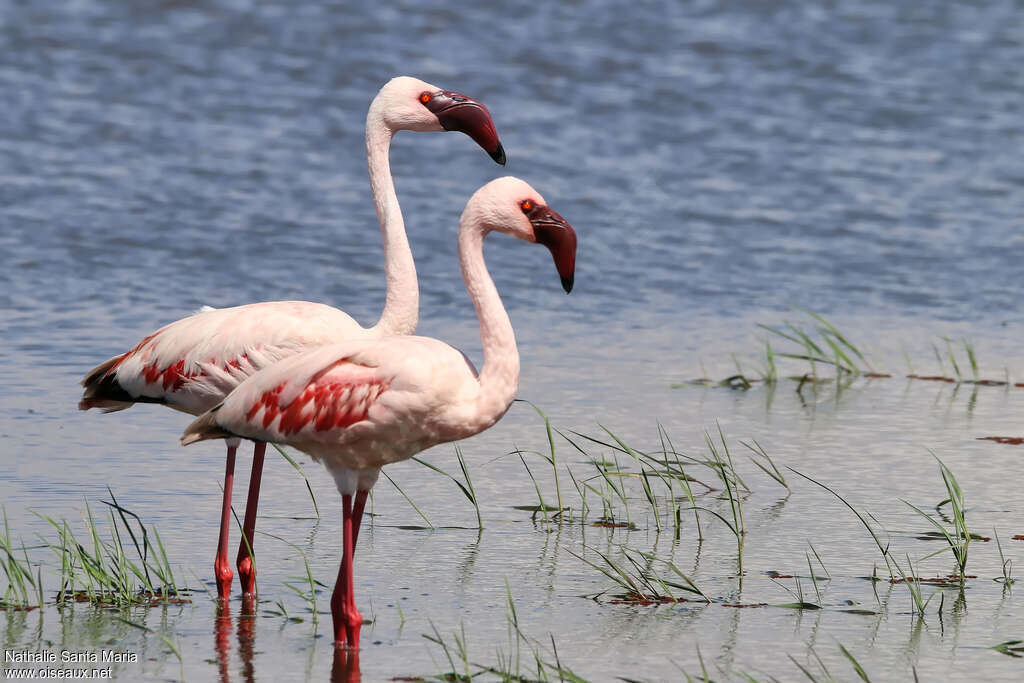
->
[424, 91, 506, 165]
[528, 206, 577, 293]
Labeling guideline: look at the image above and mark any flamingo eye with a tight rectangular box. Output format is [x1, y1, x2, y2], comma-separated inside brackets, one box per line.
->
[520, 199, 534, 213]
[419, 92, 432, 104]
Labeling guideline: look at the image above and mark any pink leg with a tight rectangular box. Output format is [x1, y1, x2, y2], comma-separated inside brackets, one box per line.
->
[351, 489, 368, 554]
[236, 442, 266, 595]
[332, 493, 363, 649]
[215, 445, 237, 599]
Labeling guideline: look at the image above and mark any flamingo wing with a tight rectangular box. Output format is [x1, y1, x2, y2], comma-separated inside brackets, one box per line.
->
[80, 301, 364, 415]
[183, 343, 390, 443]
[182, 336, 478, 458]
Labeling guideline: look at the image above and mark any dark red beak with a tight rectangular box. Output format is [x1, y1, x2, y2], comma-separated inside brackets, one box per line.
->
[422, 91, 506, 165]
[527, 205, 577, 293]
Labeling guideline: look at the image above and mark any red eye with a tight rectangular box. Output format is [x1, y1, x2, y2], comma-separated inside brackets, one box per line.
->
[419, 92, 432, 104]
[520, 199, 534, 213]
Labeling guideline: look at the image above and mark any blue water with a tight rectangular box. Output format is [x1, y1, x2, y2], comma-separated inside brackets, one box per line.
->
[2, 1, 1024, 681]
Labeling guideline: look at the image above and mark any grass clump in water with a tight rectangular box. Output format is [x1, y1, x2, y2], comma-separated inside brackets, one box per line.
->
[789, 643, 872, 682]
[758, 308, 872, 379]
[902, 456, 970, 585]
[789, 468, 895, 578]
[259, 530, 327, 628]
[690, 425, 748, 583]
[0, 507, 44, 611]
[994, 528, 1014, 586]
[421, 583, 587, 681]
[34, 489, 188, 607]
[415, 445, 483, 528]
[569, 544, 709, 604]
[686, 310, 1012, 389]
[991, 640, 1024, 658]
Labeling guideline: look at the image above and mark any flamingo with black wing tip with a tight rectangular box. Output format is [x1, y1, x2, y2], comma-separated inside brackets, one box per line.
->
[181, 177, 577, 649]
[79, 76, 506, 600]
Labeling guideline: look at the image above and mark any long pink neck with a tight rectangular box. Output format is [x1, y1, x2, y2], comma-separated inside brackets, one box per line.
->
[458, 219, 519, 427]
[365, 108, 417, 336]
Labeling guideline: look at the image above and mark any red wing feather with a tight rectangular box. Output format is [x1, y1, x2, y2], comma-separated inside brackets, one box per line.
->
[139, 351, 252, 392]
[243, 367, 390, 437]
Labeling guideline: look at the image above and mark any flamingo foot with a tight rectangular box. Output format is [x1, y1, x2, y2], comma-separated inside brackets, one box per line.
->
[330, 605, 363, 649]
[214, 560, 234, 600]
[345, 610, 363, 651]
[237, 555, 257, 596]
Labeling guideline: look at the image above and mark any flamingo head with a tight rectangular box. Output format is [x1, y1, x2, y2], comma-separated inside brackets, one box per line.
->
[374, 76, 506, 165]
[465, 177, 578, 293]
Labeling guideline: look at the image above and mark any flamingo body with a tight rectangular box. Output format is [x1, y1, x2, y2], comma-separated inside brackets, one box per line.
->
[182, 177, 579, 648]
[185, 336, 490, 475]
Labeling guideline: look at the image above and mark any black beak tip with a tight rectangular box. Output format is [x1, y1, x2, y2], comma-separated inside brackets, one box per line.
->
[490, 142, 507, 166]
[561, 275, 574, 293]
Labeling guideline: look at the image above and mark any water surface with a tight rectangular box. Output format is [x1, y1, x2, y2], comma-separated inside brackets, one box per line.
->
[2, 1, 1024, 680]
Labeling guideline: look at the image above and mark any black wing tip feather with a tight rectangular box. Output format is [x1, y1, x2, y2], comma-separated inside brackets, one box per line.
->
[79, 353, 164, 411]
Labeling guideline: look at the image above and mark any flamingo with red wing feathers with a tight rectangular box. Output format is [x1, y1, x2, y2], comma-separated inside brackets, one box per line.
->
[181, 177, 577, 649]
[79, 76, 505, 600]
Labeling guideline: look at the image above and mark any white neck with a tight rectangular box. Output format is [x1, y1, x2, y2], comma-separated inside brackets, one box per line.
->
[365, 107, 418, 336]
[458, 219, 520, 426]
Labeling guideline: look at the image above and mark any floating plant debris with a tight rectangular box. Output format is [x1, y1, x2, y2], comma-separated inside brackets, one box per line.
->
[609, 593, 691, 606]
[64, 590, 191, 607]
[511, 504, 568, 512]
[888, 574, 977, 586]
[915, 531, 990, 542]
[992, 640, 1024, 658]
[978, 436, 1024, 445]
[591, 519, 634, 529]
[720, 602, 769, 609]
[0, 603, 40, 612]
[774, 602, 822, 610]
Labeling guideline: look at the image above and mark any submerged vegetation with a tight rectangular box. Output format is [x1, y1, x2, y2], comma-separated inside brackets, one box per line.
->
[2, 492, 188, 612]
[569, 544, 709, 604]
[32, 490, 188, 607]
[390, 403, 1015, 679]
[420, 585, 587, 682]
[1, 507, 43, 611]
[680, 309, 1017, 392]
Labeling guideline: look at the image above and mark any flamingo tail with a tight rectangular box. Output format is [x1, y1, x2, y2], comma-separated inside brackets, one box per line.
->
[181, 406, 234, 445]
[78, 354, 158, 412]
